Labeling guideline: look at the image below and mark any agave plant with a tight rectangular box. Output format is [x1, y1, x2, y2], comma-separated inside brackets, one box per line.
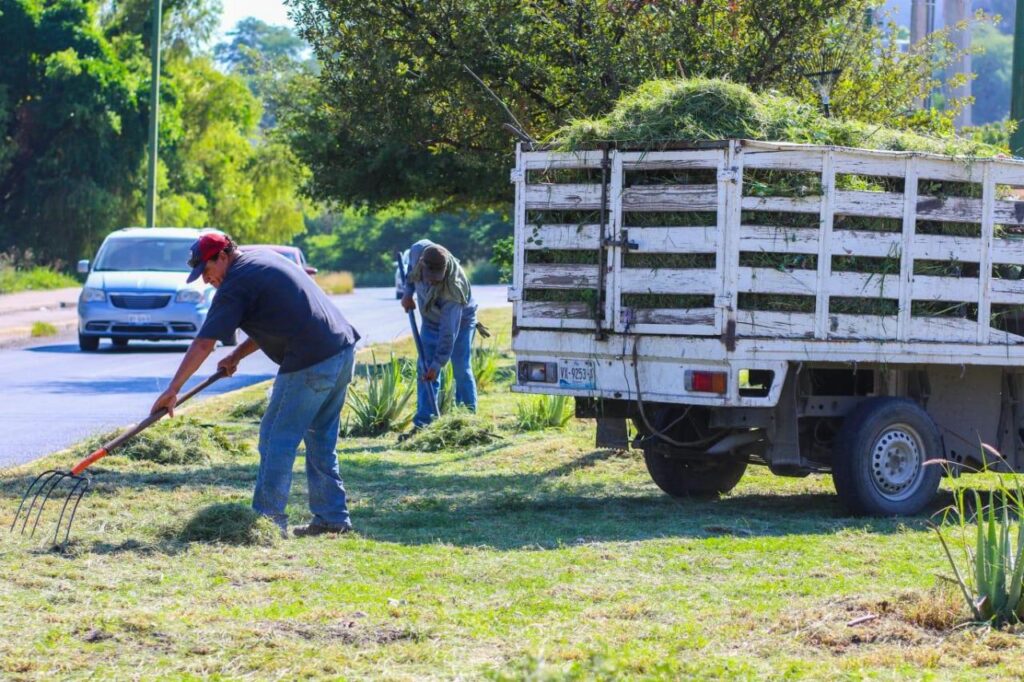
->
[515, 394, 573, 431]
[438, 362, 455, 414]
[933, 461, 1024, 625]
[343, 353, 414, 436]
[472, 342, 501, 393]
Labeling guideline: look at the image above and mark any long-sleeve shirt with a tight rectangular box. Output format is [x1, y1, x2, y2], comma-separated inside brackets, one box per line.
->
[404, 239, 477, 373]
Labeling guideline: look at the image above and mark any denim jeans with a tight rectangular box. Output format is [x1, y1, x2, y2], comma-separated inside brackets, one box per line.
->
[414, 322, 477, 427]
[252, 345, 355, 529]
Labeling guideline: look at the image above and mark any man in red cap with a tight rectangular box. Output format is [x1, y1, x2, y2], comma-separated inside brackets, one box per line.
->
[150, 232, 361, 537]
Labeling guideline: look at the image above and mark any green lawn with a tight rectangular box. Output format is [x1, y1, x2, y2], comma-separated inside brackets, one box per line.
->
[1, 308, 1022, 680]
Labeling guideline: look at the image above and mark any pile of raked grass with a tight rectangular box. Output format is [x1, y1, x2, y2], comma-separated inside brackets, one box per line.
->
[528, 79, 1017, 323]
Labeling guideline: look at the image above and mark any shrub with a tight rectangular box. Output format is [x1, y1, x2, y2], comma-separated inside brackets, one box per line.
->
[315, 271, 355, 294]
[466, 260, 501, 284]
[399, 409, 499, 452]
[472, 342, 501, 393]
[344, 353, 414, 436]
[178, 503, 280, 546]
[515, 395, 573, 431]
[30, 321, 58, 337]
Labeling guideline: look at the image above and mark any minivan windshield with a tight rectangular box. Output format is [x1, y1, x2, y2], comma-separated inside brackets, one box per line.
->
[93, 238, 194, 272]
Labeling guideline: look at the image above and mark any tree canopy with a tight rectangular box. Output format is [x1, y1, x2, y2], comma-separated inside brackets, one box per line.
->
[284, 0, 958, 208]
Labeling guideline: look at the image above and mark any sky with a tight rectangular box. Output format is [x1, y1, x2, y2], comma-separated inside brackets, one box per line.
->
[217, 0, 294, 40]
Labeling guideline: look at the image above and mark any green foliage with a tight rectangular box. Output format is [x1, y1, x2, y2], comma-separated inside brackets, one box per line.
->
[515, 395, 573, 432]
[215, 17, 307, 74]
[29, 321, 57, 338]
[972, 22, 1012, 125]
[0, 263, 79, 293]
[156, 58, 309, 245]
[438, 362, 455, 415]
[285, 0, 969, 206]
[298, 202, 511, 276]
[398, 409, 498, 452]
[491, 236, 513, 284]
[471, 342, 501, 394]
[178, 503, 281, 546]
[343, 354, 415, 436]
[0, 0, 149, 264]
[934, 483, 1024, 626]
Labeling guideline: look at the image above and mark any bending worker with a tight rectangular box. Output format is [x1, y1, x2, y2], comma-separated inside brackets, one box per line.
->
[150, 232, 360, 537]
[400, 240, 484, 431]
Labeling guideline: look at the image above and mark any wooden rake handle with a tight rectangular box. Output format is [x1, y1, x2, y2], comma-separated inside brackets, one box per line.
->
[70, 370, 227, 475]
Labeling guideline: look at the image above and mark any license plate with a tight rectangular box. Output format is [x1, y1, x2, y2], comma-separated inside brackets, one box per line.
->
[128, 314, 152, 324]
[558, 359, 596, 390]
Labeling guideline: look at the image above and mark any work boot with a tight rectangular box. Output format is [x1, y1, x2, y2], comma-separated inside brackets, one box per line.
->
[397, 427, 421, 443]
[292, 520, 353, 538]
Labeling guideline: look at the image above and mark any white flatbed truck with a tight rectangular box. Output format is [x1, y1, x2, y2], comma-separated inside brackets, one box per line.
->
[509, 140, 1024, 515]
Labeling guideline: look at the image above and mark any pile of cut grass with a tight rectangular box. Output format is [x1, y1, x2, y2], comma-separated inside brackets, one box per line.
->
[88, 416, 250, 466]
[177, 503, 281, 546]
[553, 78, 1002, 158]
[399, 410, 499, 452]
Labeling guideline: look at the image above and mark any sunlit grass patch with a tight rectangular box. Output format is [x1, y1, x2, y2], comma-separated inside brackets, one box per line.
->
[30, 321, 58, 337]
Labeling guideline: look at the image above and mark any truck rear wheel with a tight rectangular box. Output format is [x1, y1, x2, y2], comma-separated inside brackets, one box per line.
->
[642, 451, 747, 498]
[832, 397, 942, 516]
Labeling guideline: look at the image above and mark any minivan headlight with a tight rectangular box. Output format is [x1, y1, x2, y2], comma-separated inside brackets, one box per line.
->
[175, 289, 203, 304]
[81, 287, 105, 303]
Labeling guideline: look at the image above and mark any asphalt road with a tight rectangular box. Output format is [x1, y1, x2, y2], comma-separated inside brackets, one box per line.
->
[0, 285, 509, 469]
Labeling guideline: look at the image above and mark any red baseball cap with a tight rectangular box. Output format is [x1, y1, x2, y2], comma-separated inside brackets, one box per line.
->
[187, 233, 230, 283]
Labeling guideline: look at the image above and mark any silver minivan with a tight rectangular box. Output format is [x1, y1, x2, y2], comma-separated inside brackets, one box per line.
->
[76, 227, 233, 351]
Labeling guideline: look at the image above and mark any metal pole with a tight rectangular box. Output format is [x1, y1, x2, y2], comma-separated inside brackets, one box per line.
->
[145, 0, 162, 227]
[1012, 0, 1024, 154]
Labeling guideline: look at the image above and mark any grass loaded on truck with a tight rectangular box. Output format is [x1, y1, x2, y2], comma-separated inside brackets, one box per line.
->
[509, 137, 1024, 516]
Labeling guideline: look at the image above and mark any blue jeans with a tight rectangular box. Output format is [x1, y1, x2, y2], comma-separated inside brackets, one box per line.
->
[252, 345, 355, 529]
[414, 322, 477, 427]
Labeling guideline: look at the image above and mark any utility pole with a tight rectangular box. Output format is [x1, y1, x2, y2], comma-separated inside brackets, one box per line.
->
[145, 0, 162, 228]
[1012, 0, 1024, 154]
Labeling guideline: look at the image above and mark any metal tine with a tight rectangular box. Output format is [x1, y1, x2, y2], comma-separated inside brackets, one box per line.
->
[53, 476, 90, 548]
[12, 470, 67, 535]
[28, 471, 73, 537]
[10, 470, 56, 532]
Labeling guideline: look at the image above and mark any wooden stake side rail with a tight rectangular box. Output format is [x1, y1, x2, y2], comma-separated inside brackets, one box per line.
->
[512, 140, 1024, 353]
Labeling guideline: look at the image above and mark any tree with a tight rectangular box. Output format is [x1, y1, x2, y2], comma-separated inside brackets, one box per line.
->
[0, 0, 148, 264]
[972, 21, 1012, 125]
[285, 0, 936, 207]
[156, 57, 309, 244]
[214, 17, 306, 74]
[101, 0, 223, 58]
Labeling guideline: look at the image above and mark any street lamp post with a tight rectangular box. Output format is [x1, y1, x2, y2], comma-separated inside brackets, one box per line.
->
[145, 0, 162, 227]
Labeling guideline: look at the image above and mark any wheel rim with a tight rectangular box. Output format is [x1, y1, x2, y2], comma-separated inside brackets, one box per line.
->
[869, 423, 925, 501]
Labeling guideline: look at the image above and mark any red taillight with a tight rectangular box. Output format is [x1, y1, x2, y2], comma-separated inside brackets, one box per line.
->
[686, 370, 727, 395]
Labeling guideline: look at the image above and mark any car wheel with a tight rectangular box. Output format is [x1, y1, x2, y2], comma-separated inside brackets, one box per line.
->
[112, 337, 129, 348]
[78, 334, 100, 351]
[832, 397, 942, 516]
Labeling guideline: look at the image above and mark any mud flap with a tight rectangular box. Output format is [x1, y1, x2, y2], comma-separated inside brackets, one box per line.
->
[596, 417, 629, 449]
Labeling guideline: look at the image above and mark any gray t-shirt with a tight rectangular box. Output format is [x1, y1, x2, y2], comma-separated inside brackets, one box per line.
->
[199, 250, 359, 373]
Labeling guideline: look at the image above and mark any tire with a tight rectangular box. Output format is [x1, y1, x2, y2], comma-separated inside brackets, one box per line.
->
[642, 451, 748, 498]
[221, 330, 238, 347]
[78, 333, 100, 351]
[832, 397, 942, 516]
[112, 337, 129, 348]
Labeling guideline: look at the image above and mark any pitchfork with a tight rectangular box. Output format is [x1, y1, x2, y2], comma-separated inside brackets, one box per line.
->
[10, 369, 225, 548]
